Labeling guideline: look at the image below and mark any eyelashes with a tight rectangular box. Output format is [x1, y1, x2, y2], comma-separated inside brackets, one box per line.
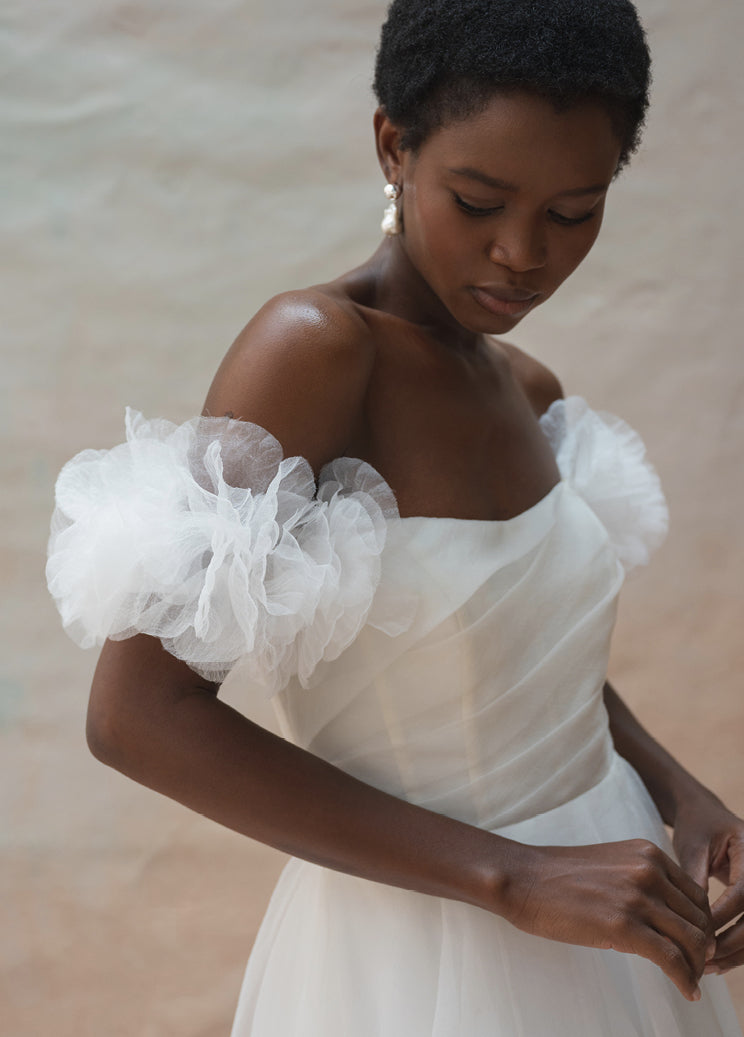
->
[453, 193, 595, 227]
[454, 194, 503, 217]
[548, 210, 595, 227]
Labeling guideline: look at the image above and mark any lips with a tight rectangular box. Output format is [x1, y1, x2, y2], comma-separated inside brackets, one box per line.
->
[470, 284, 539, 318]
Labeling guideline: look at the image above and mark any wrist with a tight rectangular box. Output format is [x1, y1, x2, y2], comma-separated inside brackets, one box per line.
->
[603, 683, 721, 828]
[462, 833, 535, 920]
[620, 746, 717, 829]
[670, 777, 727, 827]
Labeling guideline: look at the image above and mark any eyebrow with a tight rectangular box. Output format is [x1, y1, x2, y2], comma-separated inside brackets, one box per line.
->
[447, 167, 609, 197]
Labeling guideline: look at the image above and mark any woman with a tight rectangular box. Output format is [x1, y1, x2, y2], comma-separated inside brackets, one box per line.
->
[47, 0, 744, 1033]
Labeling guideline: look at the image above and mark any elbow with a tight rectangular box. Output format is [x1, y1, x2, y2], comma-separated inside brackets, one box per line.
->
[86, 634, 218, 773]
[86, 693, 131, 769]
[86, 657, 148, 772]
[86, 638, 146, 769]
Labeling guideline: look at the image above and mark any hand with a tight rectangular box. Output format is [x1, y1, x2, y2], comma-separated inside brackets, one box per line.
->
[501, 838, 714, 1001]
[672, 792, 744, 976]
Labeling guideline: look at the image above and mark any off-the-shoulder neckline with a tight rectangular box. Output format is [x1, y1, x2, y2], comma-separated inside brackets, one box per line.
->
[319, 397, 568, 526]
[396, 479, 564, 525]
[126, 398, 572, 526]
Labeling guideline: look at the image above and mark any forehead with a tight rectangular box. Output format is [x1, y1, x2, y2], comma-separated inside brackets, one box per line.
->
[414, 92, 622, 192]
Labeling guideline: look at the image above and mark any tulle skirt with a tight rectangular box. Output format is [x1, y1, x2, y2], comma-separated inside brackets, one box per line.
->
[230, 756, 741, 1036]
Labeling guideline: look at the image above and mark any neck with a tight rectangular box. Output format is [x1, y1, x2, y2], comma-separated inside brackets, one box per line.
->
[364, 238, 481, 353]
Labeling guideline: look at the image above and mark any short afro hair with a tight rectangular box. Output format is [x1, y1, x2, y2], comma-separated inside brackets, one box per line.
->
[373, 0, 651, 171]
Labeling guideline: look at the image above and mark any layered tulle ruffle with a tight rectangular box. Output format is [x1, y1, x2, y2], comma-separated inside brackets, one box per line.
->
[540, 396, 669, 572]
[46, 410, 404, 689]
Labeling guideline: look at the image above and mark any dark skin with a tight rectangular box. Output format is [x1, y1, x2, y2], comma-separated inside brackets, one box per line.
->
[89, 92, 744, 1002]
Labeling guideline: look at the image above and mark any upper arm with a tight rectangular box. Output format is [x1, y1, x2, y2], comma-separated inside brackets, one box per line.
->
[87, 634, 220, 765]
[204, 290, 375, 473]
[89, 293, 374, 743]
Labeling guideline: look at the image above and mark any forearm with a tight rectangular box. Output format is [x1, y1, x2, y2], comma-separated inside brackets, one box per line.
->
[85, 640, 716, 998]
[603, 680, 721, 826]
[89, 637, 516, 915]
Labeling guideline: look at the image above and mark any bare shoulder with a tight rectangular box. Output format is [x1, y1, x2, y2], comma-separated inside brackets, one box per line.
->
[494, 339, 564, 416]
[204, 288, 376, 470]
[208, 288, 375, 401]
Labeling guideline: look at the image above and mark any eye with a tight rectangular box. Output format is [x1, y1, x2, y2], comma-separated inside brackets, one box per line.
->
[453, 193, 503, 217]
[548, 210, 595, 227]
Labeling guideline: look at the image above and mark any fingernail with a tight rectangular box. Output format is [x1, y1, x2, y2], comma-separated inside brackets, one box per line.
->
[706, 941, 717, 961]
[692, 987, 702, 1002]
[704, 965, 721, 976]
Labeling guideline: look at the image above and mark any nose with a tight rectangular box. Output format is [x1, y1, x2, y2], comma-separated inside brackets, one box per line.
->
[488, 215, 547, 272]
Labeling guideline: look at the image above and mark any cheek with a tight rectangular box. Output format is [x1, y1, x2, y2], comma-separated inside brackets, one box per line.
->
[554, 223, 603, 278]
[404, 193, 465, 274]
[405, 189, 452, 246]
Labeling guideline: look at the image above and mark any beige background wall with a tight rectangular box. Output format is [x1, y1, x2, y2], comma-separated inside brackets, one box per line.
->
[2, 1, 742, 1033]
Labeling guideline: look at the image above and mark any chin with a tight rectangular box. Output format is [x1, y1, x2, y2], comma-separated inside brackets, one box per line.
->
[454, 306, 524, 337]
[448, 289, 541, 337]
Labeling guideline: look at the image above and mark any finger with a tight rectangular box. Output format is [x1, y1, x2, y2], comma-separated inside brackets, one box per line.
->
[626, 843, 712, 973]
[705, 947, 744, 975]
[634, 927, 702, 1002]
[663, 855, 711, 916]
[662, 884, 716, 962]
[647, 906, 711, 980]
[664, 882, 714, 937]
[676, 843, 710, 892]
[711, 884, 744, 930]
[628, 840, 709, 916]
[711, 918, 744, 960]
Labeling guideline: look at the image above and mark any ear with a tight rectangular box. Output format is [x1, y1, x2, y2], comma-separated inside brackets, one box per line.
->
[374, 107, 405, 185]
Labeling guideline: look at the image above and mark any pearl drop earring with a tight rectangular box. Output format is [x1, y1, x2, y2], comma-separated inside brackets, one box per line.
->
[381, 183, 402, 236]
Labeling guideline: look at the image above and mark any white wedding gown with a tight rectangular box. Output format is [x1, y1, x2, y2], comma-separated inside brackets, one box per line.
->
[47, 396, 742, 1036]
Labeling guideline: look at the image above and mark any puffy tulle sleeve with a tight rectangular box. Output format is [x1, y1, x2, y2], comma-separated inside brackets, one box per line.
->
[46, 410, 408, 693]
[539, 396, 669, 572]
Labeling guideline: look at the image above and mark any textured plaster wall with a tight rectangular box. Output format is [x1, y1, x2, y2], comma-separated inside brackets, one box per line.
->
[2, 1, 743, 1033]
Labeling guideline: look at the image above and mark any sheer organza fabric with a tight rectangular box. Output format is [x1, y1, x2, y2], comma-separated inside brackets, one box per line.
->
[46, 408, 412, 688]
[47, 399, 741, 1036]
